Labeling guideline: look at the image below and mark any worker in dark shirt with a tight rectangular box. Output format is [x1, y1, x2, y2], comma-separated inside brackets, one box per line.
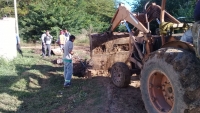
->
[194, 0, 200, 21]
[180, 0, 200, 43]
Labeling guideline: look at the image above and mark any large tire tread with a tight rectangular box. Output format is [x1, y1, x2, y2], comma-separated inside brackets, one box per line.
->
[141, 47, 200, 113]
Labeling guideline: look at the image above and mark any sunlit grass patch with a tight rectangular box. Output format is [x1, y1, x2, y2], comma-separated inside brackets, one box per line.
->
[0, 93, 23, 112]
[10, 78, 29, 92]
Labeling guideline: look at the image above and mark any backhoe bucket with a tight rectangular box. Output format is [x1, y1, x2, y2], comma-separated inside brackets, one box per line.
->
[88, 32, 131, 76]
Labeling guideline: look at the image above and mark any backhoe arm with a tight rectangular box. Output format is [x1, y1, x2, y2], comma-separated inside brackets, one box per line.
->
[110, 3, 149, 33]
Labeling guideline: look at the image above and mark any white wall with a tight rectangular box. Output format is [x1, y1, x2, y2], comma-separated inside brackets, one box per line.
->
[0, 18, 17, 60]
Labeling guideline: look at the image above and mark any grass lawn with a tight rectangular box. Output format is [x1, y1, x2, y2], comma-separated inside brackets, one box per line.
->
[0, 48, 107, 113]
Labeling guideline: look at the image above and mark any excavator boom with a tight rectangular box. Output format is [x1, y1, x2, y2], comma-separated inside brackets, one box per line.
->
[110, 3, 149, 33]
[110, 2, 181, 32]
[85, 1, 200, 113]
[88, 1, 185, 76]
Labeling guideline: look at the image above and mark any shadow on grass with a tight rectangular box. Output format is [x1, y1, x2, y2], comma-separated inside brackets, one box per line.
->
[0, 63, 65, 113]
[0, 63, 111, 113]
[0, 63, 146, 113]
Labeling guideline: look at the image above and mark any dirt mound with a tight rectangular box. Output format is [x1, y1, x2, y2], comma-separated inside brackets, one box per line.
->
[51, 57, 88, 77]
[72, 57, 87, 77]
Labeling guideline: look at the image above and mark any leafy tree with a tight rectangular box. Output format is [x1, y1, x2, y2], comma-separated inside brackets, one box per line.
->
[26, 0, 115, 42]
[0, 0, 14, 17]
[1, 0, 197, 42]
[176, 0, 196, 19]
[0, 0, 116, 42]
[132, 0, 196, 18]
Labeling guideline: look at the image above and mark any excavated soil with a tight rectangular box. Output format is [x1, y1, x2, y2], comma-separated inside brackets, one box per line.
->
[27, 43, 154, 113]
[89, 32, 130, 70]
[49, 45, 147, 113]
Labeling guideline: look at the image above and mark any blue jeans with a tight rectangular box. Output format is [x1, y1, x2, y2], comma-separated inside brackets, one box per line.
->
[64, 62, 73, 84]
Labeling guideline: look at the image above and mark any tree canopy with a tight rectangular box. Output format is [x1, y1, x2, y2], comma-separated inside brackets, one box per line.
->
[132, 0, 196, 18]
[0, 0, 197, 42]
[0, 0, 116, 42]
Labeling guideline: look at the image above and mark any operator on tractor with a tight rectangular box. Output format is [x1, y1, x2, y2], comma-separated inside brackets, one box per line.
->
[180, 0, 200, 43]
[194, 0, 200, 21]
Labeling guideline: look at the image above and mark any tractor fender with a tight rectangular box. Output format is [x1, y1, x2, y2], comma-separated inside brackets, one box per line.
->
[161, 40, 195, 54]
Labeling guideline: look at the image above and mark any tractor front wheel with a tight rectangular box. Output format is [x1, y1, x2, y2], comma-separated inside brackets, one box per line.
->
[110, 62, 131, 87]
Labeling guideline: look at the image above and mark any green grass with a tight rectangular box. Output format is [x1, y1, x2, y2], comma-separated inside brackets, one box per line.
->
[0, 48, 106, 113]
[74, 36, 90, 46]
[74, 30, 90, 46]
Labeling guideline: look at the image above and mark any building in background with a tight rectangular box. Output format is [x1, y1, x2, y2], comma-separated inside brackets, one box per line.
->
[0, 17, 17, 60]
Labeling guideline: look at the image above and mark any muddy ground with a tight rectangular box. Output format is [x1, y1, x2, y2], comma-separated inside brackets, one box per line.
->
[72, 77, 147, 113]
[31, 46, 147, 113]
[50, 76, 147, 113]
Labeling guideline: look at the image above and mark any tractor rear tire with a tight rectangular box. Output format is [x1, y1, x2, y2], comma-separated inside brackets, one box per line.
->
[111, 62, 131, 87]
[140, 47, 200, 113]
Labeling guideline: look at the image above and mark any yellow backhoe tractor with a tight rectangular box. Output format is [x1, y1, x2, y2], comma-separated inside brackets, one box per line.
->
[88, 0, 200, 112]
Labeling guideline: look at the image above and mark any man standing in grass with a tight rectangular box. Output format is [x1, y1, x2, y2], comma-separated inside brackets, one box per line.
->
[57, 30, 66, 51]
[63, 35, 75, 87]
[44, 30, 53, 57]
[16, 33, 23, 57]
[41, 31, 47, 57]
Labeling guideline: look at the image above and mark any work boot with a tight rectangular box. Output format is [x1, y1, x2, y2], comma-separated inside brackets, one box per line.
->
[64, 82, 71, 88]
